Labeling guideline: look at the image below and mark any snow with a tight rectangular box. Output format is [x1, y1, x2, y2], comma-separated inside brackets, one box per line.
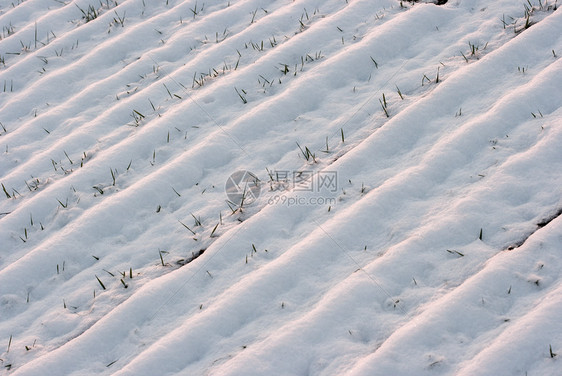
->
[0, 0, 561, 374]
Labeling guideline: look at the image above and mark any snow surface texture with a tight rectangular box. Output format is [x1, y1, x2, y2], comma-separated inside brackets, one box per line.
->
[1, 0, 561, 375]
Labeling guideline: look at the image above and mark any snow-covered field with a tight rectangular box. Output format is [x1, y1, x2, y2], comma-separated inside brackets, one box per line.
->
[1, 0, 561, 374]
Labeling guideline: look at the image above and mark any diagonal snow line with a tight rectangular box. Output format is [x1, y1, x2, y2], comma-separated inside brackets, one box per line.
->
[146, 221, 247, 322]
[321, 57, 409, 153]
[310, 218, 407, 315]
[145, 53, 252, 160]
